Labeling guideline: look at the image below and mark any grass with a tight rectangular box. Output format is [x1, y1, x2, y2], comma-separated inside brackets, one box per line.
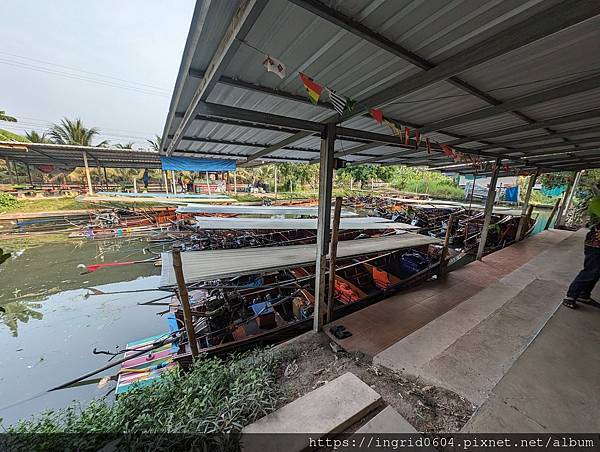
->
[0, 196, 89, 214]
[2, 349, 296, 449]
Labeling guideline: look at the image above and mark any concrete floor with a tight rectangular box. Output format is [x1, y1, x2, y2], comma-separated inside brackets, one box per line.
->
[464, 284, 600, 432]
[328, 228, 600, 432]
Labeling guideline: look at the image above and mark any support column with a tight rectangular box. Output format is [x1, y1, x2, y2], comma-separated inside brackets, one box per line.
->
[515, 169, 540, 241]
[556, 170, 582, 227]
[233, 170, 237, 194]
[26, 164, 33, 188]
[313, 123, 335, 332]
[103, 167, 109, 190]
[163, 171, 169, 193]
[476, 159, 501, 261]
[82, 152, 93, 194]
[205, 171, 212, 196]
[274, 165, 278, 199]
[171, 171, 177, 194]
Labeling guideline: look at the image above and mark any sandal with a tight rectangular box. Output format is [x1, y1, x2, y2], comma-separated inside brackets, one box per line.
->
[576, 297, 600, 309]
[562, 298, 577, 309]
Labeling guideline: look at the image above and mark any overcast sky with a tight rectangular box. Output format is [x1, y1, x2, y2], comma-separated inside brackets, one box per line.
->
[0, 0, 195, 148]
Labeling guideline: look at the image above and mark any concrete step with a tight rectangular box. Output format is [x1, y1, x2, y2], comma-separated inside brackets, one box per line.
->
[373, 229, 584, 406]
[241, 372, 382, 452]
[356, 406, 416, 434]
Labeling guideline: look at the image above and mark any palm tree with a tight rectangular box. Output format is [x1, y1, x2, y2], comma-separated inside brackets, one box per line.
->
[25, 130, 52, 143]
[147, 135, 162, 151]
[49, 118, 105, 146]
[115, 142, 134, 149]
[0, 111, 17, 122]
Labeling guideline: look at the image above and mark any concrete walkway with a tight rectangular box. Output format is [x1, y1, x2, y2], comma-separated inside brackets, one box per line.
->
[464, 285, 600, 432]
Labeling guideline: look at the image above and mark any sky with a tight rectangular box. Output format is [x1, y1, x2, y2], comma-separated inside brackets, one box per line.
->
[0, 0, 195, 148]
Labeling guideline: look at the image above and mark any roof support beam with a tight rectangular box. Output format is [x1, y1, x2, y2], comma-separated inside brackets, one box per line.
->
[166, 0, 268, 155]
[446, 110, 600, 146]
[288, 0, 539, 126]
[475, 126, 600, 150]
[168, 134, 318, 154]
[421, 75, 600, 133]
[343, 0, 600, 114]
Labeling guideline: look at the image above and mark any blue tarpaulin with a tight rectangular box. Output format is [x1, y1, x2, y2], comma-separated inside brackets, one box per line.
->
[160, 156, 236, 172]
[541, 185, 566, 197]
[504, 186, 519, 203]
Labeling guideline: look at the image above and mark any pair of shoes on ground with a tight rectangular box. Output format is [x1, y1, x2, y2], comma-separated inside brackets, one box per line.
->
[562, 297, 600, 309]
[330, 324, 352, 339]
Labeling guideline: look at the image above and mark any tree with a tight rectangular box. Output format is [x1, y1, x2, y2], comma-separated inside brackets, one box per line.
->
[25, 130, 52, 143]
[147, 135, 161, 151]
[114, 142, 134, 149]
[49, 118, 107, 146]
[0, 110, 17, 122]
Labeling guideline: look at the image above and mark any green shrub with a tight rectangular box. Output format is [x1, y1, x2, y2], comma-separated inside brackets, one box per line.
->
[0, 193, 21, 212]
[3, 350, 291, 449]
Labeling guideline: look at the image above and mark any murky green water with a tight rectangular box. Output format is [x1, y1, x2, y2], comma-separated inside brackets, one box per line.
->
[0, 237, 170, 426]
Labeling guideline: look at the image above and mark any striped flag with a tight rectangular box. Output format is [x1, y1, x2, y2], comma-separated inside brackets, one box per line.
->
[414, 129, 421, 150]
[327, 88, 347, 116]
[404, 127, 411, 146]
[299, 72, 322, 104]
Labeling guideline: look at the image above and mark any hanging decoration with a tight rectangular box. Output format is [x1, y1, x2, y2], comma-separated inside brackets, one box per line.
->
[327, 88, 348, 117]
[299, 72, 322, 105]
[383, 118, 403, 137]
[370, 108, 384, 124]
[414, 130, 421, 150]
[404, 127, 411, 146]
[263, 55, 286, 79]
[426, 137, 432, 154]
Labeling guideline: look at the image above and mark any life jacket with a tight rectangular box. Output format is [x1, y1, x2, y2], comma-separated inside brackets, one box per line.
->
[372, 266, 391, 289]
[335, 280, 360, 304]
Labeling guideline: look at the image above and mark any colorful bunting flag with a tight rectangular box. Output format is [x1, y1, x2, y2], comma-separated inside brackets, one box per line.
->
[370, 108, 384, 124]
[414, 130, 421, 150]
[263, 55, 286, 79]
[383, 118, 403, 137]
[299, 72, 322, 104]
[441, 144, 456, 158]
[404, 127, 411, 146]
[426, 137, 432, 154]
[327, 88, 348, 116]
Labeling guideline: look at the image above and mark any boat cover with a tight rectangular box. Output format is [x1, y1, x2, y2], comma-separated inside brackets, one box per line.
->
[160, 233, 440, 286]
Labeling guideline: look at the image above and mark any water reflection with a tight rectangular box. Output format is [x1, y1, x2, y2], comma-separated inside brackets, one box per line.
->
[0, 237, 160, 336]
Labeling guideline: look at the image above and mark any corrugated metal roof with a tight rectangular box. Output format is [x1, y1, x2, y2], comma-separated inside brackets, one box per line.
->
[161, 0, 600, 172]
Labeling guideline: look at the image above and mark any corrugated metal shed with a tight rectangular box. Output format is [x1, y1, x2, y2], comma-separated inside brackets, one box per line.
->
[161, 0, 600, 173]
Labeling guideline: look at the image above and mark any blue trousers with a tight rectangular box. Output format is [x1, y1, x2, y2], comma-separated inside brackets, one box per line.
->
[566, 245, 600, 299]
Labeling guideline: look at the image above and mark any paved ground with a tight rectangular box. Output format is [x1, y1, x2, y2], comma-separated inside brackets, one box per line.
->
[328, 230, 571, 356]
[464, 284, 600, 432]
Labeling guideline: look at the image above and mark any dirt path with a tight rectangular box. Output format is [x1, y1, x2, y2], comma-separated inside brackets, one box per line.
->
[274, 332, 474, 432]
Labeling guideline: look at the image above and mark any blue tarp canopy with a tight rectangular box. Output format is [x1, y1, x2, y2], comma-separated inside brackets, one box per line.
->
[160, 156, 236, 172]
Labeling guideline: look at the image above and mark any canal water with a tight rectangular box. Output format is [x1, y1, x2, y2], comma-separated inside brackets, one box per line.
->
[0, 237, 169, 426]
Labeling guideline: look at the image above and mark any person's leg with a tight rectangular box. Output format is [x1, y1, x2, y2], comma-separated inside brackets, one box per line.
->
[564, 246, 600, 308]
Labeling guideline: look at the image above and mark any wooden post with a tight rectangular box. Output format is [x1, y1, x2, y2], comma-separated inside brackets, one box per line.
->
[313, 123, 335, 332]
[171, 171, 177, 194]
[476, 159, 501, 261]
[163, 171, 169, 193]
[82, 151, 93, 194]
[103, 167, 109, 190]
[521, 204, 535, 240]
[26, 164, 33, 188]
[545, 198, 561, 230]
[274, 165, 278, 199]
[556, 170, 582, 227]
[439, 213, 455, 277]
[233, 170, 237, 194]
[326, 197, 343, 324]
[171, 249, 199, 358]
[205, 171, 212, 196]
[133, 177, 138, 193]
[515, 169, 540, 241]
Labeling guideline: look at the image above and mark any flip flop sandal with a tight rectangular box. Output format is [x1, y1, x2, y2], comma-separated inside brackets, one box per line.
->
[562, 298, 577, 309]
